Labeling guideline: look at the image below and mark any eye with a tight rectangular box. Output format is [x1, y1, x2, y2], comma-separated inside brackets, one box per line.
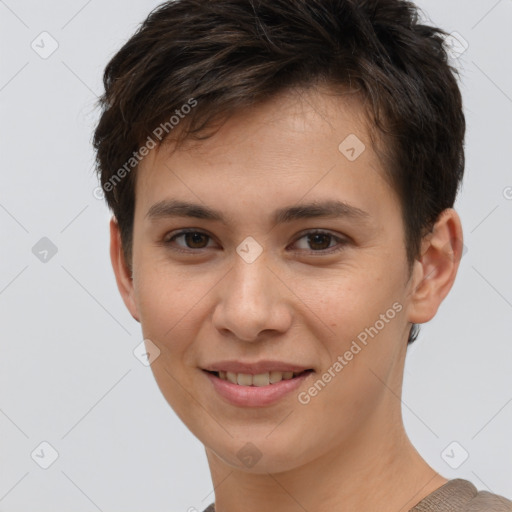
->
[163, 229, 216, 252]
[290, 230, 348, 255]
[162, 229, 348, 255]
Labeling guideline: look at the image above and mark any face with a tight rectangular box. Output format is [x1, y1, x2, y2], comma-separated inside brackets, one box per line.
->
[113, 87, 429, 474]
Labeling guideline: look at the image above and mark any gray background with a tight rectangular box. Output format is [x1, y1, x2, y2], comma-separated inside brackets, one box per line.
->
[0, 0, 511, 510]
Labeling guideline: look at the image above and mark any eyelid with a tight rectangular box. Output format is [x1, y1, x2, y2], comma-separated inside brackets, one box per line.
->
[162, 228, 349, 254]
[162, 228, 219, 251]
[290, 229, 349, 255]
[163, 228, 214, 243]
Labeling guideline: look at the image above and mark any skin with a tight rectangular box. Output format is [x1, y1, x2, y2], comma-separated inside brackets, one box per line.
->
[110, 86, 464, 512]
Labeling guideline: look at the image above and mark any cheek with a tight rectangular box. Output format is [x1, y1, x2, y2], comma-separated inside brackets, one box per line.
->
[133, 264, 207, 417]
[291, 262, 405, 342]
[133, 257, 224, 368]
[294, 284, 407, 448]
[133, 260, 191, 351]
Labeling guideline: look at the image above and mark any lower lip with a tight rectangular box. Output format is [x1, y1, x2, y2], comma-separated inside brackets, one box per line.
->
[203, 370, 313, 407]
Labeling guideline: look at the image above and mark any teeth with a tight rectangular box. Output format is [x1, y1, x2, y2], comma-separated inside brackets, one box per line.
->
[252, 373, 270, 387]
[269, 371, 283, 384]
[237, 373, 253, 386]
[216, 370, 306, 386]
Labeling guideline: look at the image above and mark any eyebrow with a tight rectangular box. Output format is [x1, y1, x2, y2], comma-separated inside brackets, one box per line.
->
[146, 198, 371, 226]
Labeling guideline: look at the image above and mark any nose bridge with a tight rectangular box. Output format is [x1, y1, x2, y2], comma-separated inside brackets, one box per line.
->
[213, 245, 290, 341]
[234, 249, 271, 301]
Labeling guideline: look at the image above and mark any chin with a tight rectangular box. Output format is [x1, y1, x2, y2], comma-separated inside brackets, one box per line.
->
[205, 433, 314, 475]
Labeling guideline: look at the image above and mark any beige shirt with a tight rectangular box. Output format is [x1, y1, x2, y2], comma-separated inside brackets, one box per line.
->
[202, 479, 512, 511]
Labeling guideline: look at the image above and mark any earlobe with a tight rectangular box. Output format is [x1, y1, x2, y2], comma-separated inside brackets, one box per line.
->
[109, 217, 140, 323]
[407, 208, 464, 325]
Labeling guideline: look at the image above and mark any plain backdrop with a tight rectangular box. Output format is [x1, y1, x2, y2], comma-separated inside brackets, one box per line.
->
[0, 1, 511, 511]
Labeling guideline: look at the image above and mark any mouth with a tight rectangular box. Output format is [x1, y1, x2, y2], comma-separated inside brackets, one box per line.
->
[203, 369, 314, 387]
[202, 368, 315, 407]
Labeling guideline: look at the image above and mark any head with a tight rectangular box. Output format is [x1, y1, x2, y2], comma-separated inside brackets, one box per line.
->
[93, 0, 465, 473]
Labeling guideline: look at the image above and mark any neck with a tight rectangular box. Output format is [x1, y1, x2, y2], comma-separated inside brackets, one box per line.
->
[204, 398, 447, 512]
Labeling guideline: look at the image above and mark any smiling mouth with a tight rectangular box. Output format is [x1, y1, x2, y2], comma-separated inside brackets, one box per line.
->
[204, 369, 314, 386]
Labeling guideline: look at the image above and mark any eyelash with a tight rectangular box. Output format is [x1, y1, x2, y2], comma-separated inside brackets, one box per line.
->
[162, 229, 349, 256]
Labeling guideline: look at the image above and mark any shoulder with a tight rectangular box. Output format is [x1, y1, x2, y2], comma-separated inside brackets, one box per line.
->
[410, 479, 512, 512]
[465, 489, 512, 511]
[202, 481, 512, 512]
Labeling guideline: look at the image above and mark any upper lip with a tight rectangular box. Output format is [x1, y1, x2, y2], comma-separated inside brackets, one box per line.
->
[202, 360, 312, 375]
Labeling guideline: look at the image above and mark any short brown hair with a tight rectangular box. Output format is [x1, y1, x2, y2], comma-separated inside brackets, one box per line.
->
[93, 0, 466, 343]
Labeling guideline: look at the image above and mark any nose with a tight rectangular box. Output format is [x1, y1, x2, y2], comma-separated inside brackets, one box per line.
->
[212, 251, 293, 342]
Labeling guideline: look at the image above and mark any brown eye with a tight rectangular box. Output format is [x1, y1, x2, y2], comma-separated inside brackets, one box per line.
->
[181, 232, 210, 249]
[306, 233, 333, 250]
[162, 229, 348, 256]
[164, 230, 213, 251]
[292, 230, 348, 255]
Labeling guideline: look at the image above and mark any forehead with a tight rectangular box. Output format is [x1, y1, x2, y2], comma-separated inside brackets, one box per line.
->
[160, 86, 374, 163]
[134, 86, 397, 224]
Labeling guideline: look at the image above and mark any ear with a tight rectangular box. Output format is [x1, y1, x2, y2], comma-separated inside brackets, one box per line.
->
[407, 208, 464, 324]
[109, 217, 140, 322]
